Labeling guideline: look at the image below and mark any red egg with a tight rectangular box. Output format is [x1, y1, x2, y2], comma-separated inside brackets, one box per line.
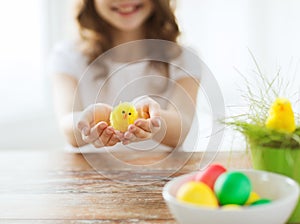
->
[194, 164, 227, 189]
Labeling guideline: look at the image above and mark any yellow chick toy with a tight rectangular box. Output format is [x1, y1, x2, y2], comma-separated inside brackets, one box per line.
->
[265, 98, 296, 133]
[110, 102, 138, 132]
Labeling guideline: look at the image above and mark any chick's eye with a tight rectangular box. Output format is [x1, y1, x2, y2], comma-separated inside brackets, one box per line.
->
[122, 110, 125, 114]
[129, 112, 131, 115]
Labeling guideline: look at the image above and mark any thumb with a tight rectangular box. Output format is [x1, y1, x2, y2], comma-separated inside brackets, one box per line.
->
[77, 110, 93, 136]
[77, 111, 93, 136]
[77, 120, 90, 136]
[148, 101, 160, 118]
[150, 117, 161, 129]
[148, 101, 161, 132]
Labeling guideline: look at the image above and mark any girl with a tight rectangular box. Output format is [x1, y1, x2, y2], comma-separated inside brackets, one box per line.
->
[50, 0, 200, 151]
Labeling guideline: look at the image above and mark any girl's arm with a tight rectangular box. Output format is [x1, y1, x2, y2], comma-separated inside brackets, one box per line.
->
[160, 76, 199, 147]
[52, 73, 119, 148]
[52, 73, 84, 147]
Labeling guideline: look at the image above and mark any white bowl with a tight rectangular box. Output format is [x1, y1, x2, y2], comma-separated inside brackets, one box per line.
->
[163, 169, 300, 224]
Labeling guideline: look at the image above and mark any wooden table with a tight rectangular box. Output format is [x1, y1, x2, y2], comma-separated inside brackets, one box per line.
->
[0, 150, 251, 223]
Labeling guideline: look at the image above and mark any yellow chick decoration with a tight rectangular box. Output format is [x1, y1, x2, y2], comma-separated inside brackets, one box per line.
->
[110, 102, 138, 132]
[265, 98, 296, 133]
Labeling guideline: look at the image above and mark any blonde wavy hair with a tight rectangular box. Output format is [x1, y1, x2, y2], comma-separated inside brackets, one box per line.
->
[75, 0, 180, 64]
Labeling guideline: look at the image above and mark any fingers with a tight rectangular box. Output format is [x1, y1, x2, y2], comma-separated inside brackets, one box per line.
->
[82, 122, 107, 143]
[77, 103, 113, 141]
[134, 96, 160, 119]
[130, 125, 151, 139]
[120, 116, 162, 145]
[134, 119, 151, 132]
[135, 118, 161, 134]
[81, 121, 120, 148]
[123, 129, 137, 145]
[137, 105, 150, 119]
[121, 127, 142, 146]
[98, 126, 114, 145]
[106, 134, 120, 146]
[92, 126, 120, 148]
[115, 130, 125, 141]
[137, 101, 160, 119]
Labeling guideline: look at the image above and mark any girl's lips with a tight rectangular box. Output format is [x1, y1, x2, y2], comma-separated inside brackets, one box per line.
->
[111, 3, 143, 16]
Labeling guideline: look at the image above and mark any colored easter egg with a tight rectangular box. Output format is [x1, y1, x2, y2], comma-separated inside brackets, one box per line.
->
[194, 164, 227, 189]
[176, 181, 218, 208]
[250, 198, 271, 206]
[221, 204, 242, 210]
[245, 191, 260, 205]
[214, 171, 251, 205]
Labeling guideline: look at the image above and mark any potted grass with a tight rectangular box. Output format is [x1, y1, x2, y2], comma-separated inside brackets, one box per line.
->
[227, 53, 300, 223]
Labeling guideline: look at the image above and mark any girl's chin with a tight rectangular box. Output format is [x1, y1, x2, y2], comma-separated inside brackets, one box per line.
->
[114, 22, 144, 32]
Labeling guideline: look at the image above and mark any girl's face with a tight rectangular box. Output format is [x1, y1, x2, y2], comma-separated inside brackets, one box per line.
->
[94, 0, 154, 32]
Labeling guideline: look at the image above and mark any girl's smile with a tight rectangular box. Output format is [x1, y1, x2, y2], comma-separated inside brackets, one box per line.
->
[111, 1, 144, 17]
[95, 0, 153, 32]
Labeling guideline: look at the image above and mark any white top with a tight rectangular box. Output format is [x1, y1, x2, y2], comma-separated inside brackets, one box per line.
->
[48, 40, 230, 153]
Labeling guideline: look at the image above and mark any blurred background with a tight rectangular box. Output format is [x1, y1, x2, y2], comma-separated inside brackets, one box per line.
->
[0, 0, 300, 150]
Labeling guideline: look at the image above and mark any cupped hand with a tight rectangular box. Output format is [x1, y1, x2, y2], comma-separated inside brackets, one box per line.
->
[118, 97, 162, 145]
[77, 103, 120, 148]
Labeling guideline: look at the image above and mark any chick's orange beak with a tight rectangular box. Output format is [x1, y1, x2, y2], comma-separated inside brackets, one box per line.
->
[279, 105, 284, 111]
[123, 113, 127, 119]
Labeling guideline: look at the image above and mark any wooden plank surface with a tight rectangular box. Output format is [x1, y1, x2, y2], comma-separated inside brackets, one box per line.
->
[0, 150, 251, 223]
